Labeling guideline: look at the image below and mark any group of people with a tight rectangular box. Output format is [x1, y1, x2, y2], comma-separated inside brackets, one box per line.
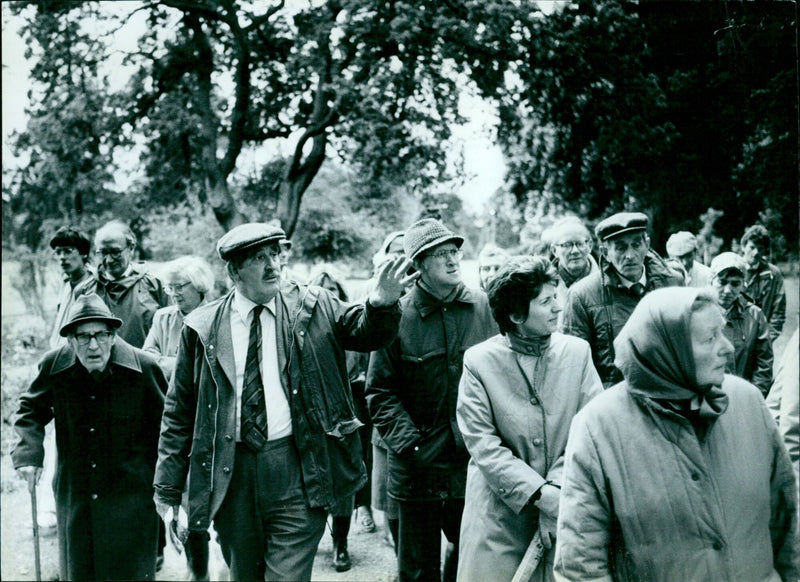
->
[10, 211, 798, 582]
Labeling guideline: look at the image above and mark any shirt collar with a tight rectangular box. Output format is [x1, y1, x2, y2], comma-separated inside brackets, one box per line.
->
[412, 282, 477, 318]
[617, 269, 647, 289]
[233, 288, 276, 322]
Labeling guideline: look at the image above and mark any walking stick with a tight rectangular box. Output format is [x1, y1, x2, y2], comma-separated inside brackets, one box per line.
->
[27, 478, 42, 582]
[511, 530, 544, 582]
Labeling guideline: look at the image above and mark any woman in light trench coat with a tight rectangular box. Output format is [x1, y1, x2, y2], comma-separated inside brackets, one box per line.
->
[456, 256, 603, 582]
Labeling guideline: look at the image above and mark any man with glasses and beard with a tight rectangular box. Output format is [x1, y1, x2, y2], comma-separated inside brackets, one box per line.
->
[78, 220, 169, 348]
[366, 218, 497, 582]
[154, 223, 414, 582]
[13, 294, 167, 581]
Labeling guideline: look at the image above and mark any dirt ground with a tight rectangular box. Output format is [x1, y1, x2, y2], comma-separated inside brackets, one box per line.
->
[1, 441, 400, 581]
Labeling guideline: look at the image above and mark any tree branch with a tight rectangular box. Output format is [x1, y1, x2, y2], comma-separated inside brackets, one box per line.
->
[219, 0, 250, 177]
[243, 0, 285, 33]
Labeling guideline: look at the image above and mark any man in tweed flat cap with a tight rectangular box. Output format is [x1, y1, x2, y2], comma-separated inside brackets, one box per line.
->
[154, 222, 416, 581]
[563, 212, 684, 387]
[366, 218, 497, 582]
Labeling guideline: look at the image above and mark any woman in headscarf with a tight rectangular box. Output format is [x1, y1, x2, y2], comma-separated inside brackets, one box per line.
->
[456, 256, 602, 582]
[554, 287, 798, 582]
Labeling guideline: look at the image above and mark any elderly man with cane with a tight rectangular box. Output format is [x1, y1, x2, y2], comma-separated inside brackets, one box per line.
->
[13, 293, 167, 581]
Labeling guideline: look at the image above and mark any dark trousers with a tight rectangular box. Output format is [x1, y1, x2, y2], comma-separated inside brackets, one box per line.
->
[213, 437, 327, 582]
[397, 497, 464, 582]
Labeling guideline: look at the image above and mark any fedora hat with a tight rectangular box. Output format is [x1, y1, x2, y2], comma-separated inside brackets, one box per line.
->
[59, 293, 123, 337]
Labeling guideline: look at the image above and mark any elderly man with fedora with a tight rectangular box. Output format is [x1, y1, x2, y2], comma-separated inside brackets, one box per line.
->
[366, 218, 497, 582]
[666, 230, 712, 288]
[153, 223, 414, 582]
[13, 293, 167, 581]
[563, 212, 684, 387]
[710, 252, 773, 396]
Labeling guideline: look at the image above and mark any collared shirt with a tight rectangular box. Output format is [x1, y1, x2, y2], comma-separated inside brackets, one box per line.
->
[231, 290, 292, 441]
[617, 270, 647, 290]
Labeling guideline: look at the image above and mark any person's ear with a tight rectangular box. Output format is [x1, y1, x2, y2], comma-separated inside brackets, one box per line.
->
[509, 312, 525, 325]
[226, 262, 240, 283]
[644, 234, 651, 249]
[598, 243, 608, 258]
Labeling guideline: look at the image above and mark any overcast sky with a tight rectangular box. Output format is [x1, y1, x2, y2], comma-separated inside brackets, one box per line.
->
[1, 3, 506, 212]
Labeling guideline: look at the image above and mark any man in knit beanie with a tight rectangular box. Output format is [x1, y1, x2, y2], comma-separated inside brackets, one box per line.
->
[366, 218, 497, 582]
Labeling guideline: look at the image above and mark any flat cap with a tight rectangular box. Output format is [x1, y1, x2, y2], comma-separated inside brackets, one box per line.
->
[710, 252, 746, 278]
[595, 212, 649, 242]
[217, 223, 286, 261]
[59, 293, 122, 337]
[666, 231, 698, 257]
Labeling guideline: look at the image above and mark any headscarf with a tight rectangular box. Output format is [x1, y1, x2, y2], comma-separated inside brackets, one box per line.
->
[614, 286, 728, 421]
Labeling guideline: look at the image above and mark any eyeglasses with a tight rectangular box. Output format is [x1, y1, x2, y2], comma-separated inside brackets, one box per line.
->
[426, 248, 463, 261]
[54, 247, 79, 257]
[554, 240, 589, 250]
[96, 247, 128, 259]
[73, 331, 114, 346]
[166, 282, 193, 294]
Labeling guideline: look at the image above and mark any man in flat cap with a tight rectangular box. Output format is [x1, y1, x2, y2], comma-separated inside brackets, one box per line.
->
[563, 212, 684, 386]
[13, 294, 167, 581]
[710, 252, 773, 396]
[366, 218, 497, 582]
[666, 230, 712, 288]
[154, 222, 415, 582]
[740, 224, 787, 343]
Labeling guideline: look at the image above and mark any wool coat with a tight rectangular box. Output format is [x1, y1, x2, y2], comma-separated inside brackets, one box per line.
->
[456, 332, 602, 582]
[12, 339, 167, 581]
[154, 284, 401, 531]
[554, 287, 798, 582]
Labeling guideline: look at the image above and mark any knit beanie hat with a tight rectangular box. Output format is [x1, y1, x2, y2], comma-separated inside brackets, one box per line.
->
[404, 218, 464, 261]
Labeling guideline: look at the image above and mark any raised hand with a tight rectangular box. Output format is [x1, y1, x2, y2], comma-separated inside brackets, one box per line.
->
[368, 255, 420, 307]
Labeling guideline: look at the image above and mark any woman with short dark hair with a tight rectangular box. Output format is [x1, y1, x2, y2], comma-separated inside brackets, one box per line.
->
[554, 287, 798, 581]
[456, 256, 602, 582]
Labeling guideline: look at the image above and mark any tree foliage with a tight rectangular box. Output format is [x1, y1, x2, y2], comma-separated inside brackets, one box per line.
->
[458, 0, 797, 253]
[5, 0, 470, 250]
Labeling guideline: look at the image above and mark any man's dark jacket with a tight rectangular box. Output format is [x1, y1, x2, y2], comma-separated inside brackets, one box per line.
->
[723, 295, 773, 396]
[563, 251, 684, 386]
[153, 283, 401, 531]
[744, 261, 787, 342]
[366, 283, 497, 501]
[13, 339, 166, 581]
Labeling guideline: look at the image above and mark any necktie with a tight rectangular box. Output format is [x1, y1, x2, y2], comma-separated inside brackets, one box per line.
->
[241, 305, 268, 451]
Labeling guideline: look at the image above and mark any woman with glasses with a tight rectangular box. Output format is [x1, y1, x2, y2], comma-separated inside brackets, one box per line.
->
[144, 255, 216, 381]
[456, 256, 602, 582]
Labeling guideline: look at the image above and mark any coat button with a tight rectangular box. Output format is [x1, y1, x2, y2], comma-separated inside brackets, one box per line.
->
[414, 446, 420, 451]
[89, 395, 96, 400]
[691, 472, 700, 481]
[201, 462, 207, 468]
[712, 541, 723, 551]
[299, 331, 305, 336]
[293, 390, 298, 395]
[209, 344, 214, 350]
[89, 427, 95, 433]
[530, 398, 537, 405]
[90, 462, 97, 469]
[223, 467, 230, 474]
[196, 520, 202, 526]
[208, 404, 212, 409]
[91, 493, 98, 500]
[533, 438, 542, 446]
